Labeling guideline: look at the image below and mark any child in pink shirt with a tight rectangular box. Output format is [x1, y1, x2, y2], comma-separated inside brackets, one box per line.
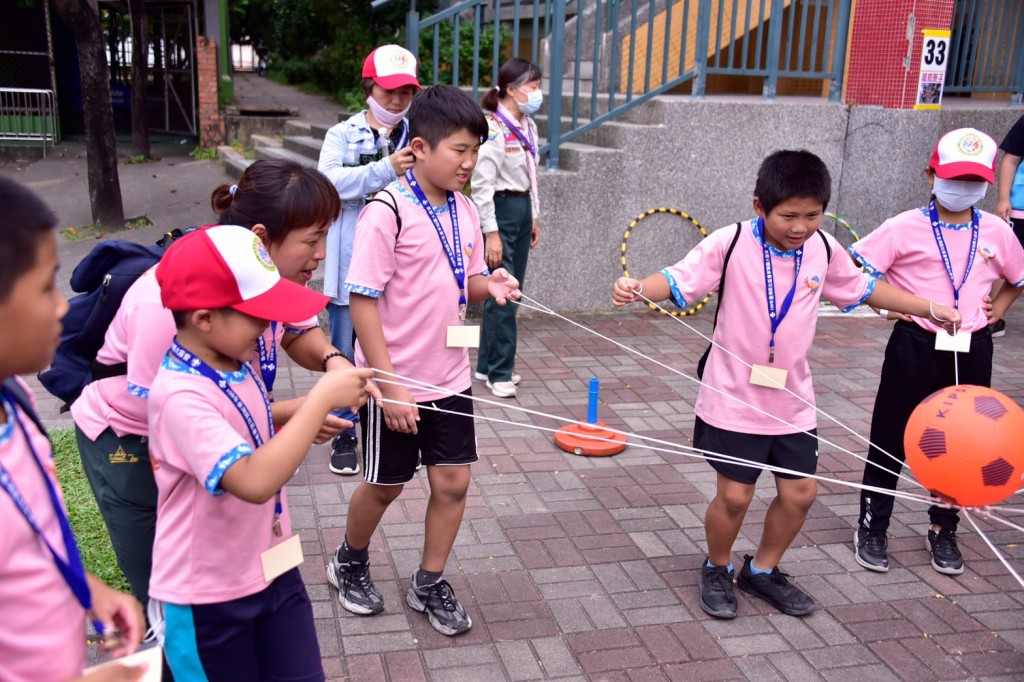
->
[327, 85, 520, 636]
[613, 150, 959, 620]
[850, 128, 1024, 576]
[0, 177, 145, 681]
[69, 159, 356, 611]
[146, 225, 373, 680]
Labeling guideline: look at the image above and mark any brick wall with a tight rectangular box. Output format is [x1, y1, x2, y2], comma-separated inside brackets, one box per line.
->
[197, 36, 224, 147]
[845, 0, 955, 109]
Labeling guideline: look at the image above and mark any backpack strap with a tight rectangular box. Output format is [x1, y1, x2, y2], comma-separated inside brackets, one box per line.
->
[2, 379, 48, 438]
[711, 222, 744, 331]
[817, 229, 832, 262]
[365, 189, 402, 239]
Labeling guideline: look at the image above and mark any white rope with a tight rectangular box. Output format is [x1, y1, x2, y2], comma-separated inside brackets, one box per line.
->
[963, 508, 1024, 590]
[514, 293, 925, 490]
[975, 507, 1024, 534]
[371, 371, 938, 505]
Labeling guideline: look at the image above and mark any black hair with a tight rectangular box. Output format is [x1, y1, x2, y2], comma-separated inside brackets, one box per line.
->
[0, 177, 58, 303]
[408, 85, 488, 149]
[753, 150, 832, 215]
[481, 58, 544, 112]
[171, 307, 234, 329]
[361, 77, 376, 98]
[210, 159, 340, 245]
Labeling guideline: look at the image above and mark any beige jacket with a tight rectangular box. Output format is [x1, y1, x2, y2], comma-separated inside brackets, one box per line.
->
[471, 103, 540, 234]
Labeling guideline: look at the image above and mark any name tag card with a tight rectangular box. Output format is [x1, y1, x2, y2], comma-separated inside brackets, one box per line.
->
[935, 330, 971, 353]
[261, 534, 304, 583]
[750, 364, 788, 389]
[447, 325, 481, 348]
[84, 645, 164, 681]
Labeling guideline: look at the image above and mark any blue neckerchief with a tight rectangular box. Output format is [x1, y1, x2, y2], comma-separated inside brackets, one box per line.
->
[404, 169, 467, 312]
[256, 322, 278, 397]
[0, 389, 93, 615]
[928, 200, 979, 309]
[492, 110, 537, 159]
[758, 217, 802, 363]
[168, 339, 283, 532]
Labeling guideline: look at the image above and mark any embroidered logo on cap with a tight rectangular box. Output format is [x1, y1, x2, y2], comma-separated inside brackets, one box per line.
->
[253, 237, 277, 272]
[957, 132, 984, 156]
[391, 51, 410, 69]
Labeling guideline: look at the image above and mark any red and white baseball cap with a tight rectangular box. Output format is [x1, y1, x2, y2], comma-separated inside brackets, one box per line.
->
[929, 128, 998, 183]
[157, 225, 328, 321]
[363, 45, 421, 90]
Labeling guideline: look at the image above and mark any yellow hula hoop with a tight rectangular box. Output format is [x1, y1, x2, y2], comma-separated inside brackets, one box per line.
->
[823, 212, 862, 242]
[621, 207, 711, 317]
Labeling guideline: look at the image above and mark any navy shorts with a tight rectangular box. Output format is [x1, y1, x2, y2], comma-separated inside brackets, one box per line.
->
[693, 416, 818, 485]
[163, 568, 323, 682]
[359, 388, 478, 485]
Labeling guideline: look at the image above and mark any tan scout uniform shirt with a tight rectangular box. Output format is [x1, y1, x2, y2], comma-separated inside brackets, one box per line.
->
[471, 103, 540, 234]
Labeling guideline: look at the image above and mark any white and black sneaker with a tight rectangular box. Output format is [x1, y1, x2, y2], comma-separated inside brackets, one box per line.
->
[406, 578, 472, 635]
[854, 529, 890, 572]
[329, 433, 360, 475]
[927, 528, 965, 575]
[327, 555, 384, 615]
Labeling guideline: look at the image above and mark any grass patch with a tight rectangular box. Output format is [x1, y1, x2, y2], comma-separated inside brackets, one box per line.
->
[189, 146, 219, 161]
[50, 428, 129, 593]
[60, 216, 153, 242]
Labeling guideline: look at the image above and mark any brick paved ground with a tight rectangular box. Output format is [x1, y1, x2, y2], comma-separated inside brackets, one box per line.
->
[38, 302, 1024, 681]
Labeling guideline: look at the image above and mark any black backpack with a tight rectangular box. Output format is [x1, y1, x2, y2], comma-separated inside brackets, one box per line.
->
[38, 229, 192, 411]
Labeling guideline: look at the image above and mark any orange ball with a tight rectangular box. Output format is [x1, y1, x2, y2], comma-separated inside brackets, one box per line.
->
[904, 385, 1024, 507]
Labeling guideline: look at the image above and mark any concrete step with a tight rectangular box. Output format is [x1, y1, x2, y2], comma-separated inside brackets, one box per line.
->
[217, 146, 253, 180]
[282, 135, 324, 162]
[282, 120, 312, 138]
[253, 144, 319, 169]
[310, 122, 333, 141]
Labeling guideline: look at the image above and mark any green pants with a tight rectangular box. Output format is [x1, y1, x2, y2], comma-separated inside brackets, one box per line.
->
[74, 426, 158, 606]
[477, 193, 532, 382]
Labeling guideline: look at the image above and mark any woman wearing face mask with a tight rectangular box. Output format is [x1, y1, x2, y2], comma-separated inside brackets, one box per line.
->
[318, 45, 421, 475]
[848, 128, 1024, 578]
[471, 58, 543, 398]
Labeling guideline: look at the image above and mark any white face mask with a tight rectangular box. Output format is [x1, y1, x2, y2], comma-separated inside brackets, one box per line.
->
[933, 177, 988, 213]
[366, 96, 408, 129]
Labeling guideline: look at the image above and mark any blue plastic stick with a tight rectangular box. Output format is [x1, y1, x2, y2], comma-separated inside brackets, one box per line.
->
[587, 378, 599, 424]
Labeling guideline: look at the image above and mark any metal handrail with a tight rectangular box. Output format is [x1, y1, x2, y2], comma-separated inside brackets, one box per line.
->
[0, 88, 58, 157]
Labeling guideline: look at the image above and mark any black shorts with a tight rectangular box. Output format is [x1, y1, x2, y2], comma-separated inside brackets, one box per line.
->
[358, 388, 478, 485]
[693, 416, 818, 485]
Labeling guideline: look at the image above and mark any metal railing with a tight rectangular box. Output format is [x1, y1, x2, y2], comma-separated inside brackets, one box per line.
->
[380, 0, 853, 169]
[0, 88, 58, 156]
[946, 0, 1024, 101]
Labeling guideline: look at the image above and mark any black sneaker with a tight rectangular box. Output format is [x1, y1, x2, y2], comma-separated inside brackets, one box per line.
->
[992, 319, 1006, 337]
[854, 529, 890, 572]
[737, 555, 815, 616]
[326, 554, 384, 615]
[926, 528, 965, 575]
[406, 578, 472, 635]
[329, 433, 360, 475]
[698, 557, 737, 619]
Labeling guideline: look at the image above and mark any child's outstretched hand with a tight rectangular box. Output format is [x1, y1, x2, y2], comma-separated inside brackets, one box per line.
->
[86, 575, 144, 659]
[487, 268, 521, 305]
[613, 277, 642, 306]
[930, 302, 962, 334]
[311, 367, 375, 412]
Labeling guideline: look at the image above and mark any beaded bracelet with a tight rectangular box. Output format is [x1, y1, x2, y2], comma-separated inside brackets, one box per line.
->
[321, 351, 344, 372]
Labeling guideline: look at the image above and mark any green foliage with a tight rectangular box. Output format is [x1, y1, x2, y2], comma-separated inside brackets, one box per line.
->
[51, 429, 130, 593]
[190, 146, 219, 161]
[416, 21, 511, 88]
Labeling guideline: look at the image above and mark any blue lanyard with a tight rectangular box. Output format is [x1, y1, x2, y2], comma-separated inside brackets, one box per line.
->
[758, 218, 802, 363]
[168, 340, 284, 534]
[928, 201, 979, 310]
[404, 169, 467, 313]
[0, 389, 94, 619]
[256, 322, 278, 396]
[492, 110, 537, 159]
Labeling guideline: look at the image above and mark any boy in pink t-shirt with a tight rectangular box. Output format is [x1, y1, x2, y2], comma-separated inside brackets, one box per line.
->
[850, 128, 1024, 576]
[146, 225, 372, 680]
[0, 177, 145, 681]
[327, 86, 520, 636]
[613, 151, 960, 620]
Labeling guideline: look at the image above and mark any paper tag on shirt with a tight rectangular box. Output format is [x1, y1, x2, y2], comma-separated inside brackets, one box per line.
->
[447, 325, 481, 348]
[84, 645, 164, 681]
[261, 533, 304, 583]
[935, 330, 971, 353]
[750, 364, 788, 389]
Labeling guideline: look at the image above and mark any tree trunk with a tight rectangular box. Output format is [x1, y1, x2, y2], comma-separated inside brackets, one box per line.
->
[129, 0, 150, 159]
[51, 0, 125, 229]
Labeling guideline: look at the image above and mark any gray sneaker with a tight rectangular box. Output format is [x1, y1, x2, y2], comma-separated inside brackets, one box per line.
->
[854, 529, 890, 572]
[406, 578, 472, 635]
[327, 554, 384, 615]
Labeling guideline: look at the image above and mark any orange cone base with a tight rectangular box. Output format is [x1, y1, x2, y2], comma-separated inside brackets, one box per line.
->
[554, 421, 627, 457]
